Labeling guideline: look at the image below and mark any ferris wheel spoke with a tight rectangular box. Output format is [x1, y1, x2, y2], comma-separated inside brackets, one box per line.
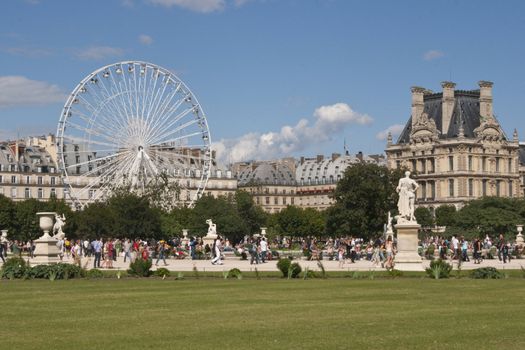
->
[70, 108, 124, 139]
[146, 84, 186, 134]
[63, 149, 130, 170]
[148, 115, 198, 145]
[95, 77, 134, 131]
[61, 135, 119, 149]
[152, 148, 208, 162]
[65, 120, 122, 146]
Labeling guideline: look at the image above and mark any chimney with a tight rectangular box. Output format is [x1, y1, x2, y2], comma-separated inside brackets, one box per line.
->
[331, 153, 340, 161]
[300, 156, 305, 165]
[478, 81, 493, 120]
[411, 86, 425, 129]
[316, 154, 324, 163]
[356, 151, 363, 161]
[441, 81, 456, 135]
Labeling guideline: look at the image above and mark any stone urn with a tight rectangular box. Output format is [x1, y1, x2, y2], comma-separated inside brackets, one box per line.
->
[516, 224, 524, 246]
[37, 212, 56, 239]
[260, 227, 267, 237]
[32, 212, 61, 265]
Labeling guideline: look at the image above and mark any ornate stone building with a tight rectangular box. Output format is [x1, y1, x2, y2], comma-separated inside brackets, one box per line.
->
[386, 81, 522, 211]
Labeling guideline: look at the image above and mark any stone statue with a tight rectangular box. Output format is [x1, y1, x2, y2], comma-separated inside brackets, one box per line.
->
[205, 219, 217, 237]
[52, 213, 66, 240]
[396, 171, 419, 223]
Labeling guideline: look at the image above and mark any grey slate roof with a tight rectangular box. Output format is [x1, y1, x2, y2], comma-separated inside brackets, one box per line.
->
[396, 90, 504, 144]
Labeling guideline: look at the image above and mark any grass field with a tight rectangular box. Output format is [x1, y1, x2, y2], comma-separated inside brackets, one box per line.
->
[1, 278, 524, 350]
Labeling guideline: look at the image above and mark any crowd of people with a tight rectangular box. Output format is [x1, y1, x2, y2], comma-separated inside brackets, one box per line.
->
[0, 232, 522, 269]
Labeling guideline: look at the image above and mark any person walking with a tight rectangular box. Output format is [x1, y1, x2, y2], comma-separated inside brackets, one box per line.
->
[123, 239, 132, 263]
[155, 240, 169, 266]
[260, 237, 268, 263]
[211, 236, 223, 265]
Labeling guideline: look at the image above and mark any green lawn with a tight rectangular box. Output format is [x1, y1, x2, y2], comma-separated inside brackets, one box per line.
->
[1, 278, 524, 350]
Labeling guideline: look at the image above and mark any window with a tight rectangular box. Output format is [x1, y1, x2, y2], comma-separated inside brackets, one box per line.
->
[11, 176, 16, 184]
[38, 188, 43, 199]
[89, 190, 95, 199]
[51, 177, 56, 185]
[411, 159, 417, 172]
[496, 180, 501, 197]
[283, 197, 287, 205]
[291, 197, 295, 205]
[495, 158, 500, 172]
[508, 159, 512, 173]
[256, 197, 260, 205]
[25, 188, 31, 198]
[448, 156, 454, 171]
[396, 160, 401, 169]
[468, 156, 473, 171]
[37, 176, 43, 185]
[509, 181, 513, 197]
[25, 176, 30, 184]
[11, 187, 17, 198]
[0, 175, 2, 183]
[468, 179, 473, 197]
[265, 197, 270, 205]
[274, 197, 278, 205]
[482, 180, 487, 196]
[482, 157, 487, 171]
[50, 188, 56, 198]
[448, 179, 454, 197]
[421, 182, 426, 199]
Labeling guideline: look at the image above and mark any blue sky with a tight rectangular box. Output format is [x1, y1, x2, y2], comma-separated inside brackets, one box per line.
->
[1, 0, 525, 164]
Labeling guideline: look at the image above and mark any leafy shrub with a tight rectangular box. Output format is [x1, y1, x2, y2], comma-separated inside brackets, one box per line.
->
[86, 268, 104, 279]
[425, 259, 452, 279]
[288, 262, 302, 279]
[1, 257, 28, 279]
[470, 267, 504, 279]
[25, 263, 83, 280]
[154, 267, 170, 278]
[277, 258, 291, 277]
[128, 259, 152, 277]
[227, 268, 242, 279]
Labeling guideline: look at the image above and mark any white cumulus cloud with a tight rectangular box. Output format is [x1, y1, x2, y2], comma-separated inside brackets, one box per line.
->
[212, 103, 373, 164]
[147, 0, 225, 13]
[423, 50, 444, 61]
[138, 34, 153, 45]
[376, 124, 405, 141]
[0, 76, 65, 108]
[74, 46, 124, 60]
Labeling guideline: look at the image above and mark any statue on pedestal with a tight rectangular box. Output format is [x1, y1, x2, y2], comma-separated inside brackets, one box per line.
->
[52, 213, 66, 240]
[396, 171, 419, 224]
[205, 219, 217, 238]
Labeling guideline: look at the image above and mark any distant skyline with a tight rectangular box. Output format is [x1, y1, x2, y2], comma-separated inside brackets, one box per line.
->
[2, 0, 525, 164]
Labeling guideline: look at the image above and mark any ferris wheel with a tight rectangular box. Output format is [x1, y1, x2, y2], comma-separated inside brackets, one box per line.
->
[56, 61, 211, 208]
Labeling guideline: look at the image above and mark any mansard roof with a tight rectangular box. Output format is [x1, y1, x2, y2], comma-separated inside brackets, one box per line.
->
[396, 90, 505, 144]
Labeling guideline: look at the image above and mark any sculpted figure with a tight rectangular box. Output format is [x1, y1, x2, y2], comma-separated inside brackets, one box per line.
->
[396, 171, 419, 222]
[205, 219, 217, 237]
[53, 213, 66, 239]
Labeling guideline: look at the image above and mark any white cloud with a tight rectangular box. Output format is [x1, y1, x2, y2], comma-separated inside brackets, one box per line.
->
[0, 76, 65, 108]
[74, 46, 124, 60]
[234, 0, 252, 6]
[4, 47, 52, 57]
[376, 124, 405, 141]
[212, 102, 373, 164]
[147, 0, 225, 13]
[138, 34, 153, 45]
[423, 50, 444, 61]
[121, 0, 134, 7]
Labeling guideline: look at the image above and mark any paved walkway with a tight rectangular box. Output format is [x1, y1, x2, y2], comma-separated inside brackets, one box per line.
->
[9, 254, 522, 273]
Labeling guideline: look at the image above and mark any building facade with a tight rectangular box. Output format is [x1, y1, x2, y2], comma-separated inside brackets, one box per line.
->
[386, 81, 523, 211]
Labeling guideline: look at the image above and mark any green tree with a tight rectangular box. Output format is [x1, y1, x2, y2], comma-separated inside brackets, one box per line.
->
[325, 163, 403, 239]
[435, 205, 457, 227]
[74, 202, 114, 240]
[453, 197, 522, 237]
[235, 190, 267, 235]
[14, 199, 46, 241]
[160, 206, 193, 238]
[0, 194, 16, 235]
[414, 207, 434, 228]
[190, 194, 247, 243]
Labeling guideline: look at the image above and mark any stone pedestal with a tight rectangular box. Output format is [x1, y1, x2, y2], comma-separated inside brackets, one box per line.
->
[181, 229, 190, 248]
[394, 222, 423, 271]
[516, 225, 524, 247]
[202, 234, 217, 250]
[31, 212, 61, 266]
